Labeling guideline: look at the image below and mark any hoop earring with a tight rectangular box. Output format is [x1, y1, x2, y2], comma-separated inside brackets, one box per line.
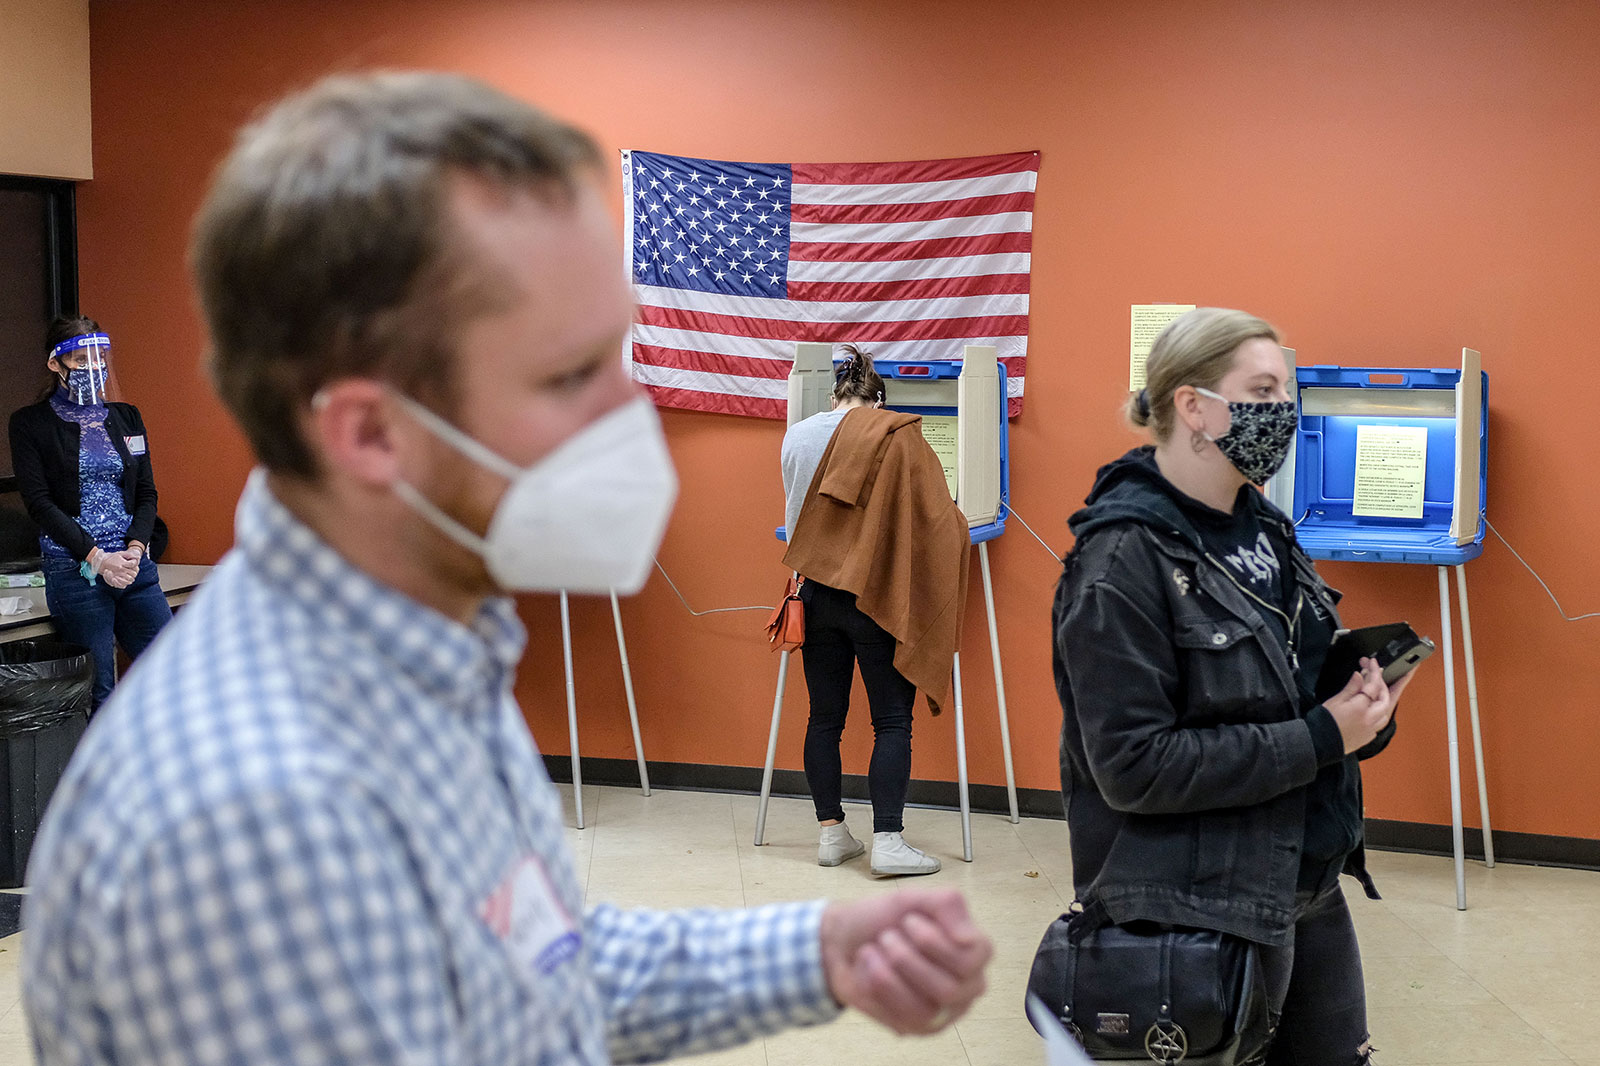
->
[1191, 429, 1209, 454]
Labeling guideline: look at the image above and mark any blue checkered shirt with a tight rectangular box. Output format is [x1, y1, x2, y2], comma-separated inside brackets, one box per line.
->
[24, 471, 839, 1065]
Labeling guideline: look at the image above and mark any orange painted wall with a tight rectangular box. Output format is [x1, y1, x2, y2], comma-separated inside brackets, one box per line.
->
[79, 0, 1600, 840]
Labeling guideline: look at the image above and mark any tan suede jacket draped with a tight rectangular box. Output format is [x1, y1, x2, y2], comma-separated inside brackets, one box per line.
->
[782, 407, 970, 712]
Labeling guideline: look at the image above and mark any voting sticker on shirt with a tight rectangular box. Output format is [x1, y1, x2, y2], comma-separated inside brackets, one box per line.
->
[481, 855, 581, 977]
[124, 435, 147, 456]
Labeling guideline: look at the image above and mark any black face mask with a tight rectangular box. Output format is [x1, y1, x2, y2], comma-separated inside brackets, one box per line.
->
[1195, 387, 1297, 485]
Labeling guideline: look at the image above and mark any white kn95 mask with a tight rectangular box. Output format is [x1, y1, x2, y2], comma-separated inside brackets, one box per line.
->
[389, 393, 678, 595]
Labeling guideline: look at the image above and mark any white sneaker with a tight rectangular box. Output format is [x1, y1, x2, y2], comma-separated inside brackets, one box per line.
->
[871, 832, 941, 877]
[818, 822, 866, 867]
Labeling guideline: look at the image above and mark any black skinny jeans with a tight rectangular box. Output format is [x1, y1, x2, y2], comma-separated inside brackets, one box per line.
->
[1259, 882, 1372, 1065]
[799, 580, 915, 834]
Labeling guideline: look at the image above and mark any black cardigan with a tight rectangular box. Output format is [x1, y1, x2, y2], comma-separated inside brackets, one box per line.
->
[8, 399, 159, 563]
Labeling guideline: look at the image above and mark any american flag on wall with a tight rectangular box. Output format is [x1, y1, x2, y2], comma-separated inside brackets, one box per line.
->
[622, 150, 1038, 419]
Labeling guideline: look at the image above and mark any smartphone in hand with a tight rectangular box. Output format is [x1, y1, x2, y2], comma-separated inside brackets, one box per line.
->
[1315, 622, 1435, 700]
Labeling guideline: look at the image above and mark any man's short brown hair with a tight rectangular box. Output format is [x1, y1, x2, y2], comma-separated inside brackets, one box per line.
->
[191, 71, 603, 478]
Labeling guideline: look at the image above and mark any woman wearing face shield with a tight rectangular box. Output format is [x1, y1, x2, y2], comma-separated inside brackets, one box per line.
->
[8, 315, 173, 708]
[1050, 308, 1411, 1064]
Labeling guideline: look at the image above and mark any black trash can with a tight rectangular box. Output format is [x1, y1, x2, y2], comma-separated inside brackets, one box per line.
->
[0, 641, 93, 888]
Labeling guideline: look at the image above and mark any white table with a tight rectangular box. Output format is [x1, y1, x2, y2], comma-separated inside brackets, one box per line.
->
[0, 563, 213, 644]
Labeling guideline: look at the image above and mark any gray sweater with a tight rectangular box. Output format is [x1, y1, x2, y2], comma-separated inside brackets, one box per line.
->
[779, 408, 849, 538]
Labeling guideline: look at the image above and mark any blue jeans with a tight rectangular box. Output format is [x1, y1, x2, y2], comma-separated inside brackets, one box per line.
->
[43, 554, 173, 708]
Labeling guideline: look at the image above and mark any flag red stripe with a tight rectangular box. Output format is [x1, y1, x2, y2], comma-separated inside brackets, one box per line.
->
[787, 273, 1030, 303]
[792, 153, 1039, 186]
[640, 383, 785, 420]
[632, 342, 790, 380]
[638, 304, 1030, 343]
[788, 231, 1031, 263]
[790, 191, 1035, 226]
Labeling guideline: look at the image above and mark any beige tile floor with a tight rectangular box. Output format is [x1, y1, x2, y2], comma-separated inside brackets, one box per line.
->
[1, 785, 1597, 1064]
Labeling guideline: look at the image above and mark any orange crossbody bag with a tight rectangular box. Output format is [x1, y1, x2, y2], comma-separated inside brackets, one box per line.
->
[764, 575, 805, 652]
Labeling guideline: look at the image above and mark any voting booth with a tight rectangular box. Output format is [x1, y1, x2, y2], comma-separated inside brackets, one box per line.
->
[1290, 348, 1491, 909]
[755, 344, 1019, 862]
[1292, 354, 1486, 564]
[785, 342, 1010, 537]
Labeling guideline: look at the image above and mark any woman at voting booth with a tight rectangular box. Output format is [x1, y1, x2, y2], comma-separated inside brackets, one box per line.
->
[8, 315, 172, 708]
[780, 346, 970, 877]
[1049, 308, 1413, 1063]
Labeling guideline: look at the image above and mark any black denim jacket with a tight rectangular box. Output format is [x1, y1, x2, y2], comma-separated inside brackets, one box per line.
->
[1052, 448, 1388, 947]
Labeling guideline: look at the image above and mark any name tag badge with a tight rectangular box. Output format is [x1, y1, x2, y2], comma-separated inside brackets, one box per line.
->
[481, 855, 581, 977]
[125, 435, 147, 456]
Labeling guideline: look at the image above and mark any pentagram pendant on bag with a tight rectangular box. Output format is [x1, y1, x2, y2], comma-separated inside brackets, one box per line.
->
[1144, 1019, 1189, 1062]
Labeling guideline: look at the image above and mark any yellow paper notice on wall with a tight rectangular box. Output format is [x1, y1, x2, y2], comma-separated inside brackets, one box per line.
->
[919, 415, 959, 500]
[1352, 425, 1428, 519]
[1130, 304, 1195, 391]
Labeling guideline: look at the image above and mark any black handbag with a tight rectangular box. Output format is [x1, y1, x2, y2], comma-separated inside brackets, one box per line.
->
[1026, 909, 1271, 1065]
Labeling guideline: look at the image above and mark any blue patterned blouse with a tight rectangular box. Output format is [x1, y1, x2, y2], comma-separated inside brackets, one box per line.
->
[39, 388, 132, 560]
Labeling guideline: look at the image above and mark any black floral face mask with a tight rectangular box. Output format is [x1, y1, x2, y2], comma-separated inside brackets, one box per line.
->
[1195, 387, 1297, 485]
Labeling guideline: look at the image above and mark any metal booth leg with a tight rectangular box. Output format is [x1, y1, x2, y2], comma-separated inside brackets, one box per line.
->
[978, 542, 1020, 824]
[1454, 565, 1493, 867]
[1437, 567, 1466, 909]
[560, 591, 585, 830]
[754, 649, 790, 846]
[953, 652, 973, 863]
[610, 590, 650, 797]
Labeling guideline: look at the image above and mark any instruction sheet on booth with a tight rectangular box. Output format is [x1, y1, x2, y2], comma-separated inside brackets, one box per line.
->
[919, 414, 960, 500]
[1351, 424, 1428, 519]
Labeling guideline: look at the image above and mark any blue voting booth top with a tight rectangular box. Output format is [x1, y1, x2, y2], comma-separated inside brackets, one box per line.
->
[777, 358, 1009, 546]
[1291, 365, 1488, 566]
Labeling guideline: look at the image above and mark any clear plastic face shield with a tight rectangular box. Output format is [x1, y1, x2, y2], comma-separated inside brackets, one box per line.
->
[50, 333, 113, 406]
